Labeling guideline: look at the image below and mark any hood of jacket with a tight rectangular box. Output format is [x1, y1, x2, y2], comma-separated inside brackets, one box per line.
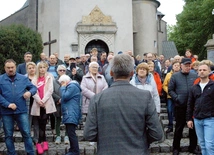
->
[133, 73, 153, 85]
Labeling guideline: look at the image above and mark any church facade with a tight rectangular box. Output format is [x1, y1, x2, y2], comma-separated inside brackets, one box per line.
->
[0, 0, 167, 59]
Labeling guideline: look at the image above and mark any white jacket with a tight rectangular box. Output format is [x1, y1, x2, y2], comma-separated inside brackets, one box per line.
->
[130, 73, 160, 113]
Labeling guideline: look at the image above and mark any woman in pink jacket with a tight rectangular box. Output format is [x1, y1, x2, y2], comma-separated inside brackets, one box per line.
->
[31, 62, 56, 154]
[81, 62, 108, 115]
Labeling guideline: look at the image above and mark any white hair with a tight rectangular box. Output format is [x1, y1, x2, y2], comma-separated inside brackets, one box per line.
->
[58, 74, 71, 83]
[89, 61, 99, 68]
[57, 65, 66, 72]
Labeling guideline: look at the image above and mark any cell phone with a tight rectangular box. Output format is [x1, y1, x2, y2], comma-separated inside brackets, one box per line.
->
[70, 63, 76, 70]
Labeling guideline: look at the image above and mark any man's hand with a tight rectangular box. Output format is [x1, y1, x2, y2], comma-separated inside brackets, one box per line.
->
[72, 68, 77, 75]
[23, 91, 31, 99]
[8, 103, 17, 110]
[187, 121, 194, 129]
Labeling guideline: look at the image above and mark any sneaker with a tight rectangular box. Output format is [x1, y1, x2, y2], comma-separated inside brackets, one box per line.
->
[55, 136, 61, 144]
[36, 143, 44, 154]
[64, 136, 69, 145]
[42, 141, 49, 151]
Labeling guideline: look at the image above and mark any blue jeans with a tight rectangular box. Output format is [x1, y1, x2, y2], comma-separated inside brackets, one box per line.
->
[194, 117, 214, 155]
[167, 98, 174, 129]
[2, 113, 34, 155]
[65, 123, 79, 155]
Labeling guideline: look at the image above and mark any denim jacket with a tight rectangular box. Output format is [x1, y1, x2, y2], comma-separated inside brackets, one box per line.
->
[60, 81, 82, 125]
[0, 73, 37, 115]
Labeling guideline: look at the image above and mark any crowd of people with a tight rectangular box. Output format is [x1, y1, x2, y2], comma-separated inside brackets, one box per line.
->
[0, 48, 213, 155]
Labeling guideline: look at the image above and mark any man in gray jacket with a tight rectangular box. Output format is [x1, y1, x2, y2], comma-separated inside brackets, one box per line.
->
[84, 54, 164, 155]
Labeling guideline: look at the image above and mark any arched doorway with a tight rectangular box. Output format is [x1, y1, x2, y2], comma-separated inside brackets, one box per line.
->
[85, 39, 109, 55]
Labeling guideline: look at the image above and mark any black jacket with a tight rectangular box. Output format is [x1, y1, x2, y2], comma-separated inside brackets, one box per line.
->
[168, 71, 197, 107]
[186, 80, 214, 121]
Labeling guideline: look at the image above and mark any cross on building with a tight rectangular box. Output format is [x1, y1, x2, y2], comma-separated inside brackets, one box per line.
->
[43, 31, 57, 56]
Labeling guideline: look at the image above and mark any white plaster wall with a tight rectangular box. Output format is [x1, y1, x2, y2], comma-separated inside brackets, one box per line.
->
[38, 0, 60, 57]
[59, 0, 133, 59]
[133, 0, 159, 57]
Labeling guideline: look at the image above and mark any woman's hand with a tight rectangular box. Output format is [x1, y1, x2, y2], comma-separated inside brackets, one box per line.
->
[60, 81, 67, 86]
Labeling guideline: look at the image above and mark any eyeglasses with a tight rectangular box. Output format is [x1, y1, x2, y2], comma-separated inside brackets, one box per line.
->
[91, 66, 98, 69]
[59, 70, 66, 72]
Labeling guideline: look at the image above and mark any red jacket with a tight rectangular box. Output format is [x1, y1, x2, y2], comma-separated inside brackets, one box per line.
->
[194, 73, 214, 85]
[153, 72, 162, 95]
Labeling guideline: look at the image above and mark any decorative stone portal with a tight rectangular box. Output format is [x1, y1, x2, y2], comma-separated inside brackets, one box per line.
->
[76, 6, 117, 55]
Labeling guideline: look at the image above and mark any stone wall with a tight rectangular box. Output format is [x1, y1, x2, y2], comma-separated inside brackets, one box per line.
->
[0, 0, 37, 31]
[133, 0, 160, 57]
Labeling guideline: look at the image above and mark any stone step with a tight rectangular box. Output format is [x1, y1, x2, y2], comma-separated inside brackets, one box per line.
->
[164, 127, 189, 139]
[151, 153, 194, 155]
[0, 141, 96, 155]
[150, 138, 193, 154]
[0, 138, 193, 155]
[161, 107, 167, 113]
[0, 129, 84, 143]
[161, 102, 167, 108]
[162, 119, 175, 129]
[159, 113, 168, 120]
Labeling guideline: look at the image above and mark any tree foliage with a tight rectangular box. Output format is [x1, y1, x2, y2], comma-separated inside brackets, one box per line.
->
[168, 0, 214, 60]
[0, 24, 43, 73]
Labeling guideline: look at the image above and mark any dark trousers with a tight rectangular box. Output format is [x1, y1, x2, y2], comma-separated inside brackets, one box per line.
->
[49, 113, 55, 130]
[173, 107, 198, 151]
[65, 123, 79, 155]
[33, 108, 48, 143]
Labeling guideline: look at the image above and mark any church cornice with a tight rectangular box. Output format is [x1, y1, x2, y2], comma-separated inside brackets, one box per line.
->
[76, 23, 117, 34]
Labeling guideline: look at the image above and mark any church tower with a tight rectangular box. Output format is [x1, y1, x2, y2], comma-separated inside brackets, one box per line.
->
[133, 0, 160, 56]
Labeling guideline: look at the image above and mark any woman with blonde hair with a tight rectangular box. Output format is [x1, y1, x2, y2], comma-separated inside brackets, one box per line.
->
[25, 62, 37, 133]
[31, 61, 56, 154]
[130, 63, 160, 114]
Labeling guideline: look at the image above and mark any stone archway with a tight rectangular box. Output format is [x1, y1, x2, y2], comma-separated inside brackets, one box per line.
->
[76, 6, 117, 55]
[85, 39, 109, 55]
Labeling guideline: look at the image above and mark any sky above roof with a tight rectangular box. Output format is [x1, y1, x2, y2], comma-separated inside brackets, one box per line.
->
[0, 0, 184, 25]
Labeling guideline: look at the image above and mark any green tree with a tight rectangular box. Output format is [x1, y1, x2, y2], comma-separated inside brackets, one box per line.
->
[0, 24, 43, 73]
[168, 0, 214, 60]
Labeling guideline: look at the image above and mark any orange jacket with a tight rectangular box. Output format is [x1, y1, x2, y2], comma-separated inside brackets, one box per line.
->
[152, 72, 162, 95]
[194, 73, 214, 85]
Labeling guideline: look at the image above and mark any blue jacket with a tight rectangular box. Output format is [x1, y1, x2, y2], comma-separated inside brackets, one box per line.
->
[0, 73, 37, 115]
[60, 81, 81, 125]
[16, 63, 27, 75]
